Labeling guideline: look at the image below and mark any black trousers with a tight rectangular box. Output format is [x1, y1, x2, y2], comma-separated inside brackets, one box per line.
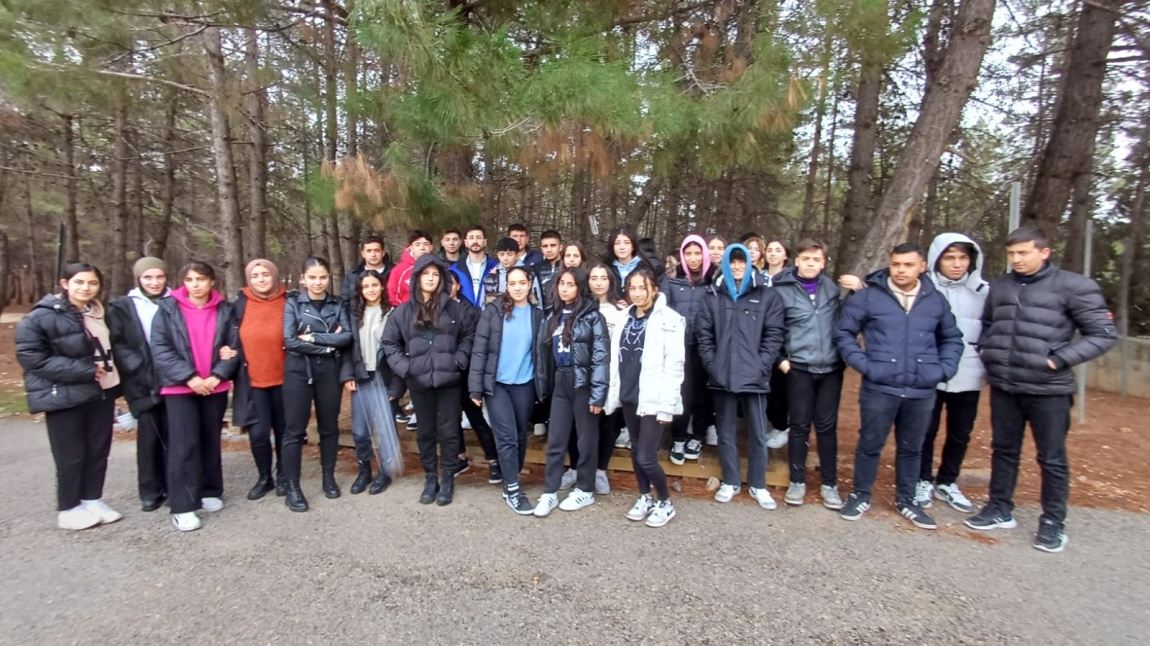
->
[621, 405, 670, 501]
[486, 382, 534, 490]
[459, 393, 497, 461]
[987, 387, 1072, 526]
[670, 345, 712, 442]
[282, 355, 342, 480]
[853, 389, 935, 504]
[767, 365, 789, 431]
[164, 392, 228, 515]
[136, 404, 168, 503]
[920, 389, 980, 485]
[45, 395, 115, 511]
[248, 386, 286, 478]
[545, 370, 599, 493]
[786, 368, 843, 486]
[410, 385, 462, 476]
[597, 409, 624, 470]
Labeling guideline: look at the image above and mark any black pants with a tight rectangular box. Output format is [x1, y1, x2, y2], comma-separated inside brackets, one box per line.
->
[920, 390, 980, 485]
[670, 345, 711, 442]
[767, 365, 789, 431]
[136, 404, 168, 503]
[249, 386, 286, 478]
[988, 387, 1072, 526]
[622, 405, 670, 501]
[786, 368, 843, 486]
[45, 395, 115, 511]
[597, 409, 624, 470]
[460, 393, 497, 461]
[410, 385, 462, 476]
[165, 392, 228, 515]
[853, 389, 935, 504]
[486, 382, 534, 490]
[545, 370, 598, 493]
[282, 355, 342, 480]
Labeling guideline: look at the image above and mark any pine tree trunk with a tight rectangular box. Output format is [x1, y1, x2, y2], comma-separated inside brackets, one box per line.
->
[845, 0, 997, 277]
[799, 32, 832, 240]
[836, 58, 882, 272]
[60, 114, 80, 265]
[323, 2, 345, 287]
[110, 101, 130, 294]
[153, 91, 178, 260]
[245, 28, 268, 260]
[203, 26, 246, 293]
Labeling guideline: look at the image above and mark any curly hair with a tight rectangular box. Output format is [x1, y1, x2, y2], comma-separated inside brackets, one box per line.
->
[352, 269, 389, 324]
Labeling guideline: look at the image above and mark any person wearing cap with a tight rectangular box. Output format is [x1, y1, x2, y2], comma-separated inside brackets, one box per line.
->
[484, 237, 543, 305]
[107, 257, 172, 512]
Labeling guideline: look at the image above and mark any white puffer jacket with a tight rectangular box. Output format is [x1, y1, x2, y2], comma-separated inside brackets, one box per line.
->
[605, 293, 686, 421]
[928, 232, 989, 393]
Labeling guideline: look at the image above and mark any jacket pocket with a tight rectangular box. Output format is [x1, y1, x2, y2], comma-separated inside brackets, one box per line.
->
[912, 355, 944, 388]
[865, 351, 900, 385]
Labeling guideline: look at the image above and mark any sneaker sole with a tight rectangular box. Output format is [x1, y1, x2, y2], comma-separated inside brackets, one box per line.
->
[822, 500, 844, 511]
[59, 520, 102, 531]
[840, 512, 865, 521]
[488, 477, 503, 485]
[936, 492, 973, 512]
[560, 500, 595, 512]
[964, 518, 1018, 530]
[646, 510, 676, 527]
[684, 454, 701, 461]
[669, 456, 685, 466]
[626, 511, 651, 522]
[1033, 536, 1068, 553]
[784, 499, 804, 506]
[533, 505, 557, 518]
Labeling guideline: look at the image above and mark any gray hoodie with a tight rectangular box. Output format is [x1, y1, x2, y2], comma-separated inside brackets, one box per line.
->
[927, 233, 988, 393]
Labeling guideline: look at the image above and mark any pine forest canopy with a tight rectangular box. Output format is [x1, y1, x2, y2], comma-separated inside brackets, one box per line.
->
[0, 0, 1148, 332]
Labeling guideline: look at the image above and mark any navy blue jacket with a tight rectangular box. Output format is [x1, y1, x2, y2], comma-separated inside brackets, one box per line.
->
[834, 269, 964, 399]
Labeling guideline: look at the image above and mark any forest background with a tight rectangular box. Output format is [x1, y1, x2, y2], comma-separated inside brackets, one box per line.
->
[0, 0, 1147, 334]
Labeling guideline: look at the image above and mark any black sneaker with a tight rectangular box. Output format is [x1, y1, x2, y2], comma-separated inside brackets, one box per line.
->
[405, 414, 418, 430]
[839, 493, 870, 521]
[394, 412, 410, 425]
[488, 461, 503, 485]
[453, 457, 471, 478]
[669, 441, 686, 465]
[504, 490, 534, 515]
[896, 500, 938, 530]
[1033, 518, 1068, 553]
[964, 505, 1018, 531]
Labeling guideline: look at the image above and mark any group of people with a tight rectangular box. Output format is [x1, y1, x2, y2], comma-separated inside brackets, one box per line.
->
[16, 222, 1115, 552]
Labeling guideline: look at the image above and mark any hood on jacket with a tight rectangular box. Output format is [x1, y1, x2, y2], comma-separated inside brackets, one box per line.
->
[129, 286, 171, 303]
[719, 244, 755, 302]
[678, 235, 711, 284]
[170, 285, 224, 309]
[409, 253, 450, 304]
[928, 232, 987, 289]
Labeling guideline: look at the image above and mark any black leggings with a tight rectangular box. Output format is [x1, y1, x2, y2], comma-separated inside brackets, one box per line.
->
[282, 355, 342, 480]
[248, 385, 285, 479]
[622, 404, 670, 501]
[135, 404, 168, 502]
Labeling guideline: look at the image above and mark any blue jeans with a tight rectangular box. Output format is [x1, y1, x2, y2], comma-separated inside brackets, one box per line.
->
[486, 382, 535, 490]
[713, 391, 769, 489]
[350, 375, 387, 464]
[853, 388, 936, 504]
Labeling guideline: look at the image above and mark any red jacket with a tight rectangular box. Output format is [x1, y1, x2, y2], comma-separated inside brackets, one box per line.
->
[387, 247, 416, 307]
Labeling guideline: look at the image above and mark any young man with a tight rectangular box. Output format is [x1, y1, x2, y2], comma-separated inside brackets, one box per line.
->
[968, 227, 1116, 553]
[440, 228, 463, 264]
[697, 244, 786, 510]
[450, 225, 498, 308]
[771, 240, 844, 510]
[915, 233, 989, 513]
[485, 238, 543, 305]
[342, 233, 394, 304]
[387, 230, 434, 306]
[530, 229, 563, 310]
[834, 242, 963, 530]
[508, 223, 544, 268]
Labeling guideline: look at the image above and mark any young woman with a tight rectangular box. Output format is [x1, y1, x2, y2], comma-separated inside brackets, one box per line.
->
[764, 238, 790, 285]
[469, 267, 543, 515]
[745, 236, 767, 275]
[151, 261, 240, 532]
[231, 259, 288, 500]
[604, 226, 655, 289]
[17, 263, 123, 530]
[561, 241, 587, 269]
[762, 237, 791, 448]
[382, 254, 475, 507]
[607, 270, 685, 527]
[281, 257, 352, 512]
[341, 269, 402, 496]
[588, 262, 629, 494]
[533, 267, 609, 517]
[707, 235, 727, 268]
[108, 257, 170, 512]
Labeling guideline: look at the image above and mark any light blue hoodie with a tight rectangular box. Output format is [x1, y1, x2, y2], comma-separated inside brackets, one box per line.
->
[720, 244, 754, 302]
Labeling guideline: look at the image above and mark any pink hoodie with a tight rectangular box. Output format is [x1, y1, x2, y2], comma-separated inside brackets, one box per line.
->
[160, 286, 231, 396]
[679, 234, 711, 284]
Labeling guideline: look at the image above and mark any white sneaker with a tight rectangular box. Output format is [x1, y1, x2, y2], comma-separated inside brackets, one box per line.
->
[559, 488, 595, 511]
[714, 483, 740, 503]
[935, 483, 974, 513]
[749, 486, 777, 510]
[172, 512, 202, 532]
[57, 505, 101, 531]
[820, 484, 844, 510]
[615, 427, 632, 449]
[559, 468, 578, 490]
[82, 499, 123, 525]
[915, 480, 934, 509]
[461, 413, 472, 430]
[406, 413, 418, 429]
[705, 425, 719, 446]
[626, 494, 655, 521]
[404, 401, 415, 412]
[646, 500, 676, 527]
[594, 469, 611, 495]
[784, 482, 806, 506]
[533, 423, 547, 437]
[201, 497, 224, 513]
[766, 428, 789, 449]
[533, 493, 559, 518]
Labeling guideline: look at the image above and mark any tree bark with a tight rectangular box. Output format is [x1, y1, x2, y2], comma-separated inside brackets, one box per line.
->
[110, 100, 130, 294]
[844, 0, 997, 277]
[60, 114, 80, 264]
[835, 58, 882, 272]
[0, 232, 8, 316]
[799, 31, 832, 240]
[1117, 114, 1150, 343]
[245, 28, 268, 260]
[323, 1, 345, 287]
[1021, 0, 1125, 235]
[203, 26, 246, 293]
[153, 91, 179, 260]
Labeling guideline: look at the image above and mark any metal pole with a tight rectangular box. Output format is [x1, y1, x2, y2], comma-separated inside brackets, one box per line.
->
[1008, 181, 1021, 232]
[1077, 220, 1093, 424]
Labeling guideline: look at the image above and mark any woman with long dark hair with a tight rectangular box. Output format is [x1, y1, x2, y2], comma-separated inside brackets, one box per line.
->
[587, 261, 628, 494]
[604, 226, 655, 289]
[763, 238, 791, 448]
[382, 254, 475, 507]
[281, 257, 353, 512]
[532, 267, 609, 517]
[151, 261, 240, 531]
[561, 241, 587, 269]
[17, 263, 123, 530]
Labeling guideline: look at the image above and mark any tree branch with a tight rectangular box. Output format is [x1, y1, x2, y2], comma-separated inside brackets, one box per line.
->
[89, 69, 210, 97]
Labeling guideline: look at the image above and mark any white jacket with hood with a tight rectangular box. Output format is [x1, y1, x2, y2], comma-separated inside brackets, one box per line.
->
[604, 292, 686, 421]
[928, 232, 988, 393]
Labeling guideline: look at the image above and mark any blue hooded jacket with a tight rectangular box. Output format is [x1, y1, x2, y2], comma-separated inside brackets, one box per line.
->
[720, 244, 754, 303]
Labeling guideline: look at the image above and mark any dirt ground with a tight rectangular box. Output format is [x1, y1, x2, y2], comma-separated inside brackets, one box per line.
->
[3, 303, 1146, 514]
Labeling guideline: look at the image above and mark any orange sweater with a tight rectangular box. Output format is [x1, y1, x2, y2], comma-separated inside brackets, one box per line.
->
[239, 286, 287, 388]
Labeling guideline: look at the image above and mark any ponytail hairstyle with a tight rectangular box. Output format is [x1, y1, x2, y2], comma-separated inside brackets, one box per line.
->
[500, 266, 534, 320]
[546, 267, 592, 348]
[625, 267, 659, 312]
[353, 269, 389, 324]
[413, 263, 445, 332]
[301, 256, 331, 274]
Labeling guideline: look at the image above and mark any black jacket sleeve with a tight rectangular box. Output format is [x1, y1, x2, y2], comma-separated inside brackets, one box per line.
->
[382, 305, 411, 394]
[759, 290, 786, 368]
[588, 311, 610, 407]
[107, 300, 148, 377]
[1051, 274, 1118, 368]
[210, 306, 242, 381]
[15, 311, 96, 384]
[151, 308, 198, 385]
[469, 306, 495, 400]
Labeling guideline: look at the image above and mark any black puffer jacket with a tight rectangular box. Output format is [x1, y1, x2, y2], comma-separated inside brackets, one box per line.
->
[469, 301, 544, 400]
[771, 268, 843, 374]
[381, 255, 476, 395]
[661, 265, 716, 344]
[534, 300, 610, 407]
[15, 295, 105, 414]
[530, 259, 563, 311]
[697, 272, 786, 393]
[151, 294, 241, 387]
[107, 294, 163, 417]
[978, 262, 1116, 395]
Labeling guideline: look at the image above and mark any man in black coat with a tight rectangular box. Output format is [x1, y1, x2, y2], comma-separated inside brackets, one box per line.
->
[834, 242, 963, 530]
[966, 227, 1117, 553]
[342, 232, 394, 304]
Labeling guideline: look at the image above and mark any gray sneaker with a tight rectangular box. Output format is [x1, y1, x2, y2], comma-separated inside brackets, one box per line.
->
[784, 482, 806, 506]
[766, 428, 789, 449]
[820, 485, 844, 510]
[594, 469, 611, 495]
